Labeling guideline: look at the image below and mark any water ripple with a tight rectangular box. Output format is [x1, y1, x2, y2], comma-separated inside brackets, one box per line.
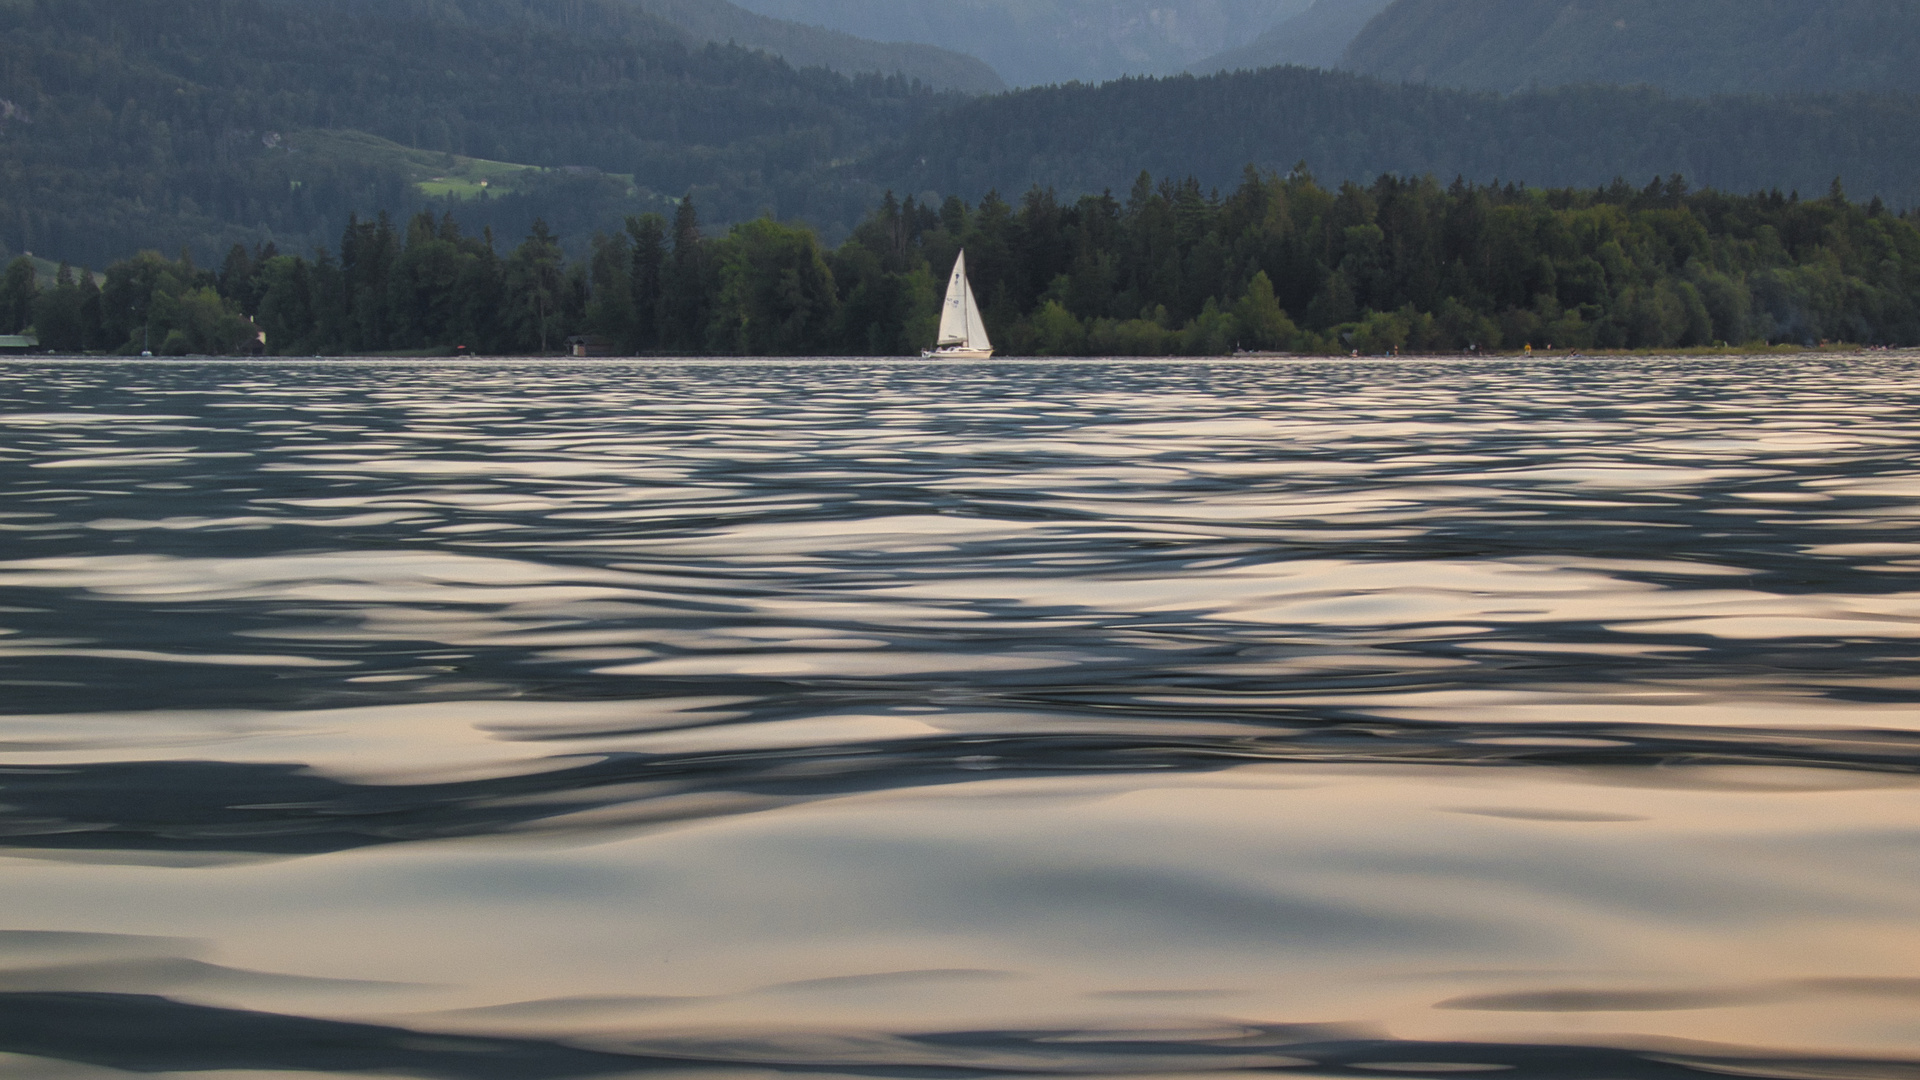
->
[2, 356, 1919, 1075]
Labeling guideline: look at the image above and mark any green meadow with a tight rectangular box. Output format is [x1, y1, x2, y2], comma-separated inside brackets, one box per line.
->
[285, 130, 647, 202]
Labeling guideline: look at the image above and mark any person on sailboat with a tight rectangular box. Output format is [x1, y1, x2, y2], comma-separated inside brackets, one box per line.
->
[924, 250, 995, 359]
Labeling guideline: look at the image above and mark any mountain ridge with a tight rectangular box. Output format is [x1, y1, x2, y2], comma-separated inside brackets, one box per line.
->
[721, 0, 1314, 86]
[0, 0, 961, 266]
[1344, 0, 1920, 96]
[865, 66, 1920, 209]
[1189, 0, 1392, 75]
[12, 0, 1920, 275]
[629, 0, 1005, 93]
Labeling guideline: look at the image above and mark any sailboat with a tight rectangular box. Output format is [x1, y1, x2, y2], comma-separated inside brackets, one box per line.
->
[923, 250, 994, 359]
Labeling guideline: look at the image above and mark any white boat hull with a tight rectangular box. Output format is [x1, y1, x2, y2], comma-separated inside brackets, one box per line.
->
[921, 347, 995, 360]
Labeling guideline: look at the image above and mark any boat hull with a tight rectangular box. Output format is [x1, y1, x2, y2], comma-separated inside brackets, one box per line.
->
[920, 348, 995, 360]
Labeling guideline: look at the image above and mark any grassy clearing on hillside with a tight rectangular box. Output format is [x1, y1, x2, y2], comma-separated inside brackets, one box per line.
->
[284, 130, 648, 202]
[27, 255, 100, 287]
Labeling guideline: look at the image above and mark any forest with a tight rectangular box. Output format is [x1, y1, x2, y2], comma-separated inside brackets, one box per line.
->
[1343, 0, 1920, 98]
[13, 0, 1920, 276]
[0, 0, 960, 269]
[874, 67, 1920, 214]
[721, 0, 1314, 86]
[8, 169, 1919, 357]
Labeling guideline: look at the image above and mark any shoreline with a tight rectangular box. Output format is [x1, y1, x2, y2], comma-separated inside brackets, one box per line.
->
[7, 347, 1920, 365]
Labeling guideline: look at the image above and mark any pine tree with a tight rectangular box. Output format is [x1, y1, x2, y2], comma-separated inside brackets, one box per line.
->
[0, 257, 38, 334]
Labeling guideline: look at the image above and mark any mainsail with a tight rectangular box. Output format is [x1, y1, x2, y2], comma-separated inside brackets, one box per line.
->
[937, 251, 992, 352]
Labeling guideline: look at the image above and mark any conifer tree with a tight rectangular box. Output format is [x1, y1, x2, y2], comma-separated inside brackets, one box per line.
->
[0, 257, 38, 334]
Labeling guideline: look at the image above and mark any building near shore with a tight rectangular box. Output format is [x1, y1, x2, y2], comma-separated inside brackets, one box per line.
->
[568, 335, 615, 357]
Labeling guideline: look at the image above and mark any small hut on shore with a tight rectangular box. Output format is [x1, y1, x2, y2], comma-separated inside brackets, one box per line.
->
[567, 335, 614, 357]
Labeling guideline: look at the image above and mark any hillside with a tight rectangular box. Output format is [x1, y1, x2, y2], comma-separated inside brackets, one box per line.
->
[0, 0, 963, 268]
[15, 0, 1920, 278]
[1190, 0, 1392, 74]
[631, 0, 1003, 93]
[723, 0, 1313, 86]
[864, 66, 1920, 208]
[1344, 0, 1920, 96]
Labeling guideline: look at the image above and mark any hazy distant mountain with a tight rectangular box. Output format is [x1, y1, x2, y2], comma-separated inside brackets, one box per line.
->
[721, 0, 1313, 86]
[632, 0, 1004, 92]
[1189, 0, 1391, 74]
[1344, 0, 1920, 96]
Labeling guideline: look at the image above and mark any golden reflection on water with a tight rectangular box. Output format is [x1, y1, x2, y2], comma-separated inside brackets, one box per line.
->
[0, 356, 1918, 1076]
[4, 767, 1920, 1059]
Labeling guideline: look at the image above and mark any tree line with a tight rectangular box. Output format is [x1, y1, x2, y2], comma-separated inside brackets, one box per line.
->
[8, 167, 1920, 356]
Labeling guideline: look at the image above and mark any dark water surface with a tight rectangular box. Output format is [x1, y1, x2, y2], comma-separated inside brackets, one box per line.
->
[1, 356, 1918, 1079]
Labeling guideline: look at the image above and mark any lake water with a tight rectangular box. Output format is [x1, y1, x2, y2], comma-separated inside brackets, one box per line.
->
[0, 356, 1918, 1079]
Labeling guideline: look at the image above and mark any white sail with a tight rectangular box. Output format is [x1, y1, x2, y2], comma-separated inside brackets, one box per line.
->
[937, 251, 972, 347]
[928, 250, 994, 358]
[962, 274, 991, 352]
